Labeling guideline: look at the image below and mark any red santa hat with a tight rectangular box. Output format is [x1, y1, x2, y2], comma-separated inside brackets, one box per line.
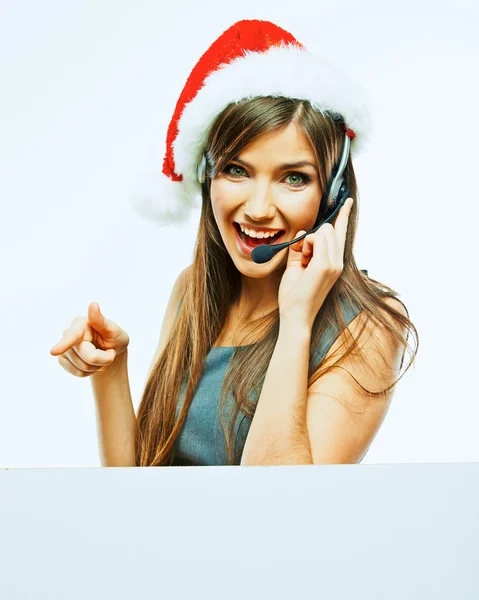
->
[132, 19, 371, 224]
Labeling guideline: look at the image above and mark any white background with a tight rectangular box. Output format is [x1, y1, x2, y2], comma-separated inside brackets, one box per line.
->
[1, 0, 478, 467]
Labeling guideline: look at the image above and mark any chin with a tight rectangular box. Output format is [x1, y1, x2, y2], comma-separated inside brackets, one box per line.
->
[229, 251, 287, 279]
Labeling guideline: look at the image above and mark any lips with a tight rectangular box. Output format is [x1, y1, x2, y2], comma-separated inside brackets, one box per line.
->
[233, 222, 285, 256]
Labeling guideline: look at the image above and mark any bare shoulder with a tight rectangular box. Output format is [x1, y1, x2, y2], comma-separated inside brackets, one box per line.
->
[164, 264, 191, 321]
[146, 265, 191, 380]
[381, 295, 409, 321]
[370, 295, 409, 344]
[319, 294, 409, 380]
[305, 295, 410, 463]
[344, 295, 408, 343]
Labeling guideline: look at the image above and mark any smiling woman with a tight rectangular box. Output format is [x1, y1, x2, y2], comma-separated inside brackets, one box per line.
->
[52, 19, 418, 467]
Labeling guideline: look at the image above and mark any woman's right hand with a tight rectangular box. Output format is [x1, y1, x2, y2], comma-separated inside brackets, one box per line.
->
[50, 302, 130, 378]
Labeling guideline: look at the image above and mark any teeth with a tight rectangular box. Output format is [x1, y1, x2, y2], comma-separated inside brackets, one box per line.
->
[239, 224, 281, 238]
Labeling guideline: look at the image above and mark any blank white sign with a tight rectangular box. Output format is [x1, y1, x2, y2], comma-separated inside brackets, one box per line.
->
[1, 463, 478, 599]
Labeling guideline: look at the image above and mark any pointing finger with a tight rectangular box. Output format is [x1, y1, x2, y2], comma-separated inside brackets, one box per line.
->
[50, 326, 85, 356]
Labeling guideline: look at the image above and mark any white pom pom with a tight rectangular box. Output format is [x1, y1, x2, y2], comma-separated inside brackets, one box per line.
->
[129, 170, 201, 226]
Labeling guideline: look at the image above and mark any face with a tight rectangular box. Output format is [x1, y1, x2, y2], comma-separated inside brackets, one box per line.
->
[210, 121, 322, 279]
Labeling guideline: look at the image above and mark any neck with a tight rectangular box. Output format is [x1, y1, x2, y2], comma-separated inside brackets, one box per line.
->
[236, 270, 283, 320]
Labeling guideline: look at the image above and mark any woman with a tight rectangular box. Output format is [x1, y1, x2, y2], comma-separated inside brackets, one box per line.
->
[50, 20, 418, 467]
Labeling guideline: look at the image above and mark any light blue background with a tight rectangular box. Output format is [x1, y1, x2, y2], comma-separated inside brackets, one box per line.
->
[1, 463, 478, 599]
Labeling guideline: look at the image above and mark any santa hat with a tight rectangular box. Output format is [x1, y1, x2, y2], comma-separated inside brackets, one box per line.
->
[131, 19, 371, 224]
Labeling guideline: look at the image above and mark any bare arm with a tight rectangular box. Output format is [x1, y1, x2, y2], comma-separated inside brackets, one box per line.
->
[90, 266, 190, 467]
[90, 349, 136, 466]
[240, 320, 313, 466]
[241, 298, 407, 466]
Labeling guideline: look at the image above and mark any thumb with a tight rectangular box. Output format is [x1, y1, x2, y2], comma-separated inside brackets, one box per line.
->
[87, 302, 118, 338]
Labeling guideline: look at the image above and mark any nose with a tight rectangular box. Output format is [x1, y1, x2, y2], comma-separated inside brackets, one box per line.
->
[243, 182, 276, 221]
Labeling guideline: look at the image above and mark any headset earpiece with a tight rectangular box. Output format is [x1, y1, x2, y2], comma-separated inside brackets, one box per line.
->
[336, 180, 350, 204]
[313, 135, 351, 227]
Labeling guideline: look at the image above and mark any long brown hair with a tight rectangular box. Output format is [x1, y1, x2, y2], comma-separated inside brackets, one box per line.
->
[135, 97, 418, 466]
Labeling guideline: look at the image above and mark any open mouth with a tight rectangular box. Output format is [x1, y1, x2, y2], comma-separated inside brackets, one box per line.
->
[233, 223, 285, 249]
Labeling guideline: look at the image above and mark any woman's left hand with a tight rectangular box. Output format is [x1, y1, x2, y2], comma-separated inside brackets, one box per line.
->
[278, 197, 354, 328]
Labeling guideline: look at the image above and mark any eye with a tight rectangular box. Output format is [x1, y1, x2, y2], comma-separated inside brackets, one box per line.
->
[284, 172, 311, 187]
[224, 164, 247, 178]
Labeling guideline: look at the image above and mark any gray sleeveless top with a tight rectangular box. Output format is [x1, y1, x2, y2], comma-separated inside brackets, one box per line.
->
[171, 291, 365, 466]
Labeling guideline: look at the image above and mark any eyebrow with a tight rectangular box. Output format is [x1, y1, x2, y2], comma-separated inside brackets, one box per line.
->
[233, 158, 318, 172]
